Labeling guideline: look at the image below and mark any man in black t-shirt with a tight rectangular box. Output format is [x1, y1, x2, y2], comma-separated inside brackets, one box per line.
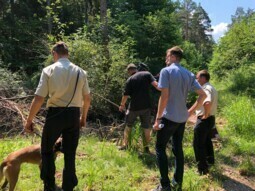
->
[119, 63, 158, 153]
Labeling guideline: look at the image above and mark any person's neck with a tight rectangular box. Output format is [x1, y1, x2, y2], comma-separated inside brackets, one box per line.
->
[201, 81, 209, 86]
[169, 61, 180, 65]
[54, 56, 68, 62]
[58, 56, 68, 60]
[130, 71, 136, 75]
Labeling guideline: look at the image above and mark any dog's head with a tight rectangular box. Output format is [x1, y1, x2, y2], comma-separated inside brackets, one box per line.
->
[53, 137, 63, 154]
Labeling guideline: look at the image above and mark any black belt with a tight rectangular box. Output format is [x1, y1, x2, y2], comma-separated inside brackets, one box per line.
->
[197, 115, 215, 119]
[48, 107, 79, 111]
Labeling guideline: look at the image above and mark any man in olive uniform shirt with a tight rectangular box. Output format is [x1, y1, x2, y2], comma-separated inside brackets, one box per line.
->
[24, 42, 91, 191]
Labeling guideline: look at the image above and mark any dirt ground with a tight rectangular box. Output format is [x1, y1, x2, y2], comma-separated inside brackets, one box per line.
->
[220, 164, 255, 191]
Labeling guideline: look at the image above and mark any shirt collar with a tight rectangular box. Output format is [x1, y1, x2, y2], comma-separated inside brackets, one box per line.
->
[202, 82, 210, 87]
[57, 58, 70, 65]
[57, 58, 70, 62]
[171, 62, 181, 66]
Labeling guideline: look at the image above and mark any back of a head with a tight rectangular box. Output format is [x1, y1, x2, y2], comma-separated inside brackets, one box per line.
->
[168, 46, 183, 60]
[126, 63, 137, 70]
[52, 41, 69, 56]
[198, 69, 210, 81]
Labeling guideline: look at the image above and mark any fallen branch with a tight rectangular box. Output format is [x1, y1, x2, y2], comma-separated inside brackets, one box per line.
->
[0, 95, 34, 101]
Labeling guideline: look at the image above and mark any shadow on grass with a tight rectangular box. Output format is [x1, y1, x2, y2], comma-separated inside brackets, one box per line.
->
[210, 166, 255, 191]
[222, 176, 254, 191]
[217, 152, 240, 167]
[137, 152, 158, 169]
[136, 145, 177, 170]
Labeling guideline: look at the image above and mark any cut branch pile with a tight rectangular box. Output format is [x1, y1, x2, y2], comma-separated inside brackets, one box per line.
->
[0, 94, 125, 142]
[0, 95, 32, 137]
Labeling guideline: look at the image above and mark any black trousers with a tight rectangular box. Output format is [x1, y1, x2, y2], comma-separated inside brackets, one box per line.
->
[193, 116, 215, 173]
[41, 107, 80, 191]
[156, 118, 185, 189]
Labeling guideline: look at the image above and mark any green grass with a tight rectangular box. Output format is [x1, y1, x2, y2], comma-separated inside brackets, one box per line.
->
[0, 134, 226, 191]
[1, 114, 255, 190]
[222, 96, 255, 141]
[238, 156, 255, 176]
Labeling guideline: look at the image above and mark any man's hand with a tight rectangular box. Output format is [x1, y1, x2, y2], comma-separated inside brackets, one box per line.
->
[201, 114, 209, 120]
[80, 117, 86, 129]
[153, 120, 161, 131]
[24, 95, 44, 134]
[187, 113, 197, 125]
[119, 105, 125, 112]
[24, 120, 34, 134]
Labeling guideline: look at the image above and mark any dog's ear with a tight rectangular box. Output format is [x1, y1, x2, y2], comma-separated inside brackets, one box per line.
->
[53, 137, 63, 153]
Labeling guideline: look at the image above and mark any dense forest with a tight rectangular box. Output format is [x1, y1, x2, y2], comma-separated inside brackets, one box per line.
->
[0, 0, 255, 190]
[0, 0, 216, 114]
[1, 0, 254, 111]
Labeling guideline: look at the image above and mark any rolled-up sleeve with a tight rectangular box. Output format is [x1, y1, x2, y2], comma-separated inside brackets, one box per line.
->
[35, 70, 49, 97]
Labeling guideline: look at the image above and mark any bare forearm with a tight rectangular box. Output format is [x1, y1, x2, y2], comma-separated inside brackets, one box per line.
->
[81, 94, 91, 121]
[27, 95, 45, 122]
[203, 102, 211, 118]
[151, 81, 161, 91]
[120, 95, 128, 106]
[156, 88, 168, 119]
[188, 89, 206, 114]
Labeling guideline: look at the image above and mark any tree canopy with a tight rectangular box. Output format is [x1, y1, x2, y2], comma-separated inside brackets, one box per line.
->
[0, 0, 219, 113]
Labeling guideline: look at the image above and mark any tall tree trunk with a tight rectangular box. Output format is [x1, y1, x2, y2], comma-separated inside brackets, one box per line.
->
[47, 0, 52, 34]
[9, 0, 15, 38]
[84, 0, 88, 24]
[100, 0, 110, 90]
[100, 0, 108, 46]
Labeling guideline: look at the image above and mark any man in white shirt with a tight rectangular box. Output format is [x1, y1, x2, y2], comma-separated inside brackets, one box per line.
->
[192, 70, 218, 175]
[24, 42, 91, 191]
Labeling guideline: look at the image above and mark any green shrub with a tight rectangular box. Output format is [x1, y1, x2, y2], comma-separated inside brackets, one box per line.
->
[0, 66, 23, 97]
[38, 32, 137, 117]
[223, 96, 255, 141]
[226, 64, 255, 98]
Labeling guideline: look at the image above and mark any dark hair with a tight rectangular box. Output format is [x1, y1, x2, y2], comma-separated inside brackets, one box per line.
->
[138, 63, 149, 71]
[198, 70, 210, 81]
[52, 41, 68, 56]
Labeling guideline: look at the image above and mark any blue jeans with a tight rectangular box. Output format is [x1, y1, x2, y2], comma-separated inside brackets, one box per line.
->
[156, 118, 185, 189]
[41, 107, 80, 191]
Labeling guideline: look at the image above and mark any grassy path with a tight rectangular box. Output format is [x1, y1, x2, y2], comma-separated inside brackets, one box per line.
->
[0, 130, 254, 191]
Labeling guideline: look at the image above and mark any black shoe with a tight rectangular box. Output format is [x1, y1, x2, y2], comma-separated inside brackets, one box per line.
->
[144, 146, 150, 154]
[152, 185, 171, 191]
[43, 185, 56, 191]
[171, 179, 182, 191]
[198, 168, 209, 175]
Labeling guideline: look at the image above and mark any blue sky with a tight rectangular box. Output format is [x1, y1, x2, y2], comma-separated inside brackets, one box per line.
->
[193, 0, 255, 41]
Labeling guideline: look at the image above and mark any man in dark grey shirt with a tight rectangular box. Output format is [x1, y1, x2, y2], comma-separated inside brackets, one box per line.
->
[119, 63, 158, 153]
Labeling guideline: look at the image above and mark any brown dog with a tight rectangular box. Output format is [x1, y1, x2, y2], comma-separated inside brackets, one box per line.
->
[0, 139, 62, 191]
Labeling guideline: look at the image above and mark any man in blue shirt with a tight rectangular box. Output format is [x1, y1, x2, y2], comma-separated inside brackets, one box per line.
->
[153, 46, 206, 191]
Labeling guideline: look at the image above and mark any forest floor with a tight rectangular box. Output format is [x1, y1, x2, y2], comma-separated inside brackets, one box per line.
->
[221, 163, 255, 191]
[209, 118, 255, 191]
[0, 100, 254, 190]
